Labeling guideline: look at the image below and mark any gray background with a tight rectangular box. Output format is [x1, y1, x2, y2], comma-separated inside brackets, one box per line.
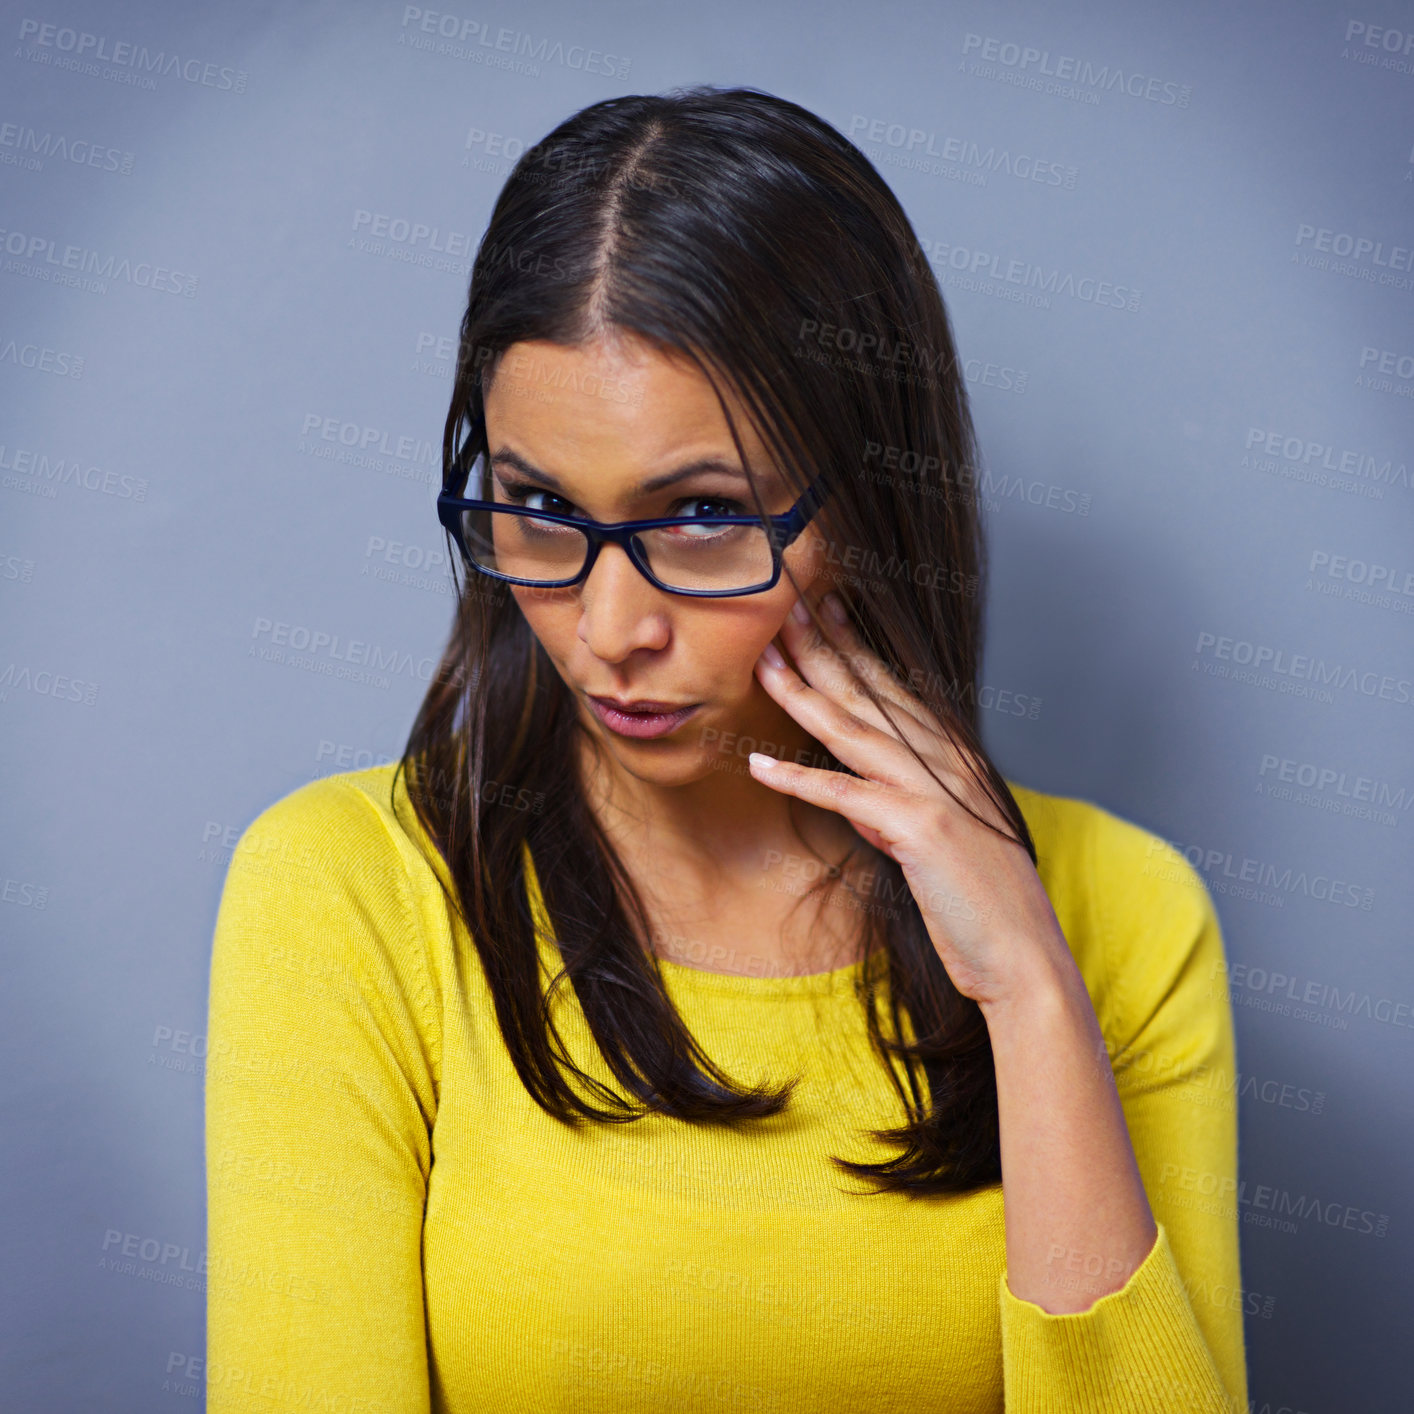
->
[2, 1, 1411, 1410]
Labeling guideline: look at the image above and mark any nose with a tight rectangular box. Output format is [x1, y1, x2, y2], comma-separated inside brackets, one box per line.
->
[576, 540, 671, 661]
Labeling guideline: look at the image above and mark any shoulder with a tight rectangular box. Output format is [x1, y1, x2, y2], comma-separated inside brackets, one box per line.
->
[209, 763, 444, 1121]
[215, 763, 446, 999]
[1003, 778, 1224, 1048]
[226, 762, 437, 895]
[1004, 775, 1214, 938]
[213, 763, 445, 1076]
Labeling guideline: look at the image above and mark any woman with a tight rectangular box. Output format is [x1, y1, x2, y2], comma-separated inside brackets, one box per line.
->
[206, 86, 1247, 1412]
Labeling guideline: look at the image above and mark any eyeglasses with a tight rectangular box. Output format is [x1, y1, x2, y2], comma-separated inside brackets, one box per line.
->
[435, 415, 832, 597]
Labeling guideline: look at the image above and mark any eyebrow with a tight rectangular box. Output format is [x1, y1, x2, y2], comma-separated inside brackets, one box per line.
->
[489, 445, 750, 495]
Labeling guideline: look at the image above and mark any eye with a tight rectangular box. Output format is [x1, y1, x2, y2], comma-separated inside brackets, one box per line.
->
[493, 480, 753, 522]
[495, 479, 580, 517]
[674, 495, 748, 519]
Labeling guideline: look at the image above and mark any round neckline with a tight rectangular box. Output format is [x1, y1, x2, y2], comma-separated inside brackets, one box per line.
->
[652, 951, 867, 997]
[508, 831, 872, 999]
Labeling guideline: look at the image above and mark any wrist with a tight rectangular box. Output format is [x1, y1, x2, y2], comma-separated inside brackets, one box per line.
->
[977, 951, 1088, 1029]
[979, 958, 1113, 1089]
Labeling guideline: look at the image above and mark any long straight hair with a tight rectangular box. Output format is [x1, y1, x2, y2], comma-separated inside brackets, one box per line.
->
[396, 85, 1035, 1196]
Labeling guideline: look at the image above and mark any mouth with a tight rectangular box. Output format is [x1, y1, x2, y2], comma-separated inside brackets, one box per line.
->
[586, 694, 701, 740]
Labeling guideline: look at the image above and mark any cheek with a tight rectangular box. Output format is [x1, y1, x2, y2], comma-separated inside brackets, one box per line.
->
[510, 588, 572, 648]
[694, 602, 787, 683]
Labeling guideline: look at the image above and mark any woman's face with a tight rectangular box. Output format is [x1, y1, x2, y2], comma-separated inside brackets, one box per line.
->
[480, 332, 838, 789]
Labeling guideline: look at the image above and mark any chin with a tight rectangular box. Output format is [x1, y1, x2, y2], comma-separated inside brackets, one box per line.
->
[600, 734, 723, 783]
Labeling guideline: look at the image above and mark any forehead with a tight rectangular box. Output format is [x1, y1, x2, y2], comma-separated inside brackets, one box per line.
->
[483, 336, 773, 473]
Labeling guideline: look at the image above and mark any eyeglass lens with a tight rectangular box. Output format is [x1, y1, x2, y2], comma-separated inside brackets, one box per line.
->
[453, 449, 778, 592]
[454, 502, 776, 592]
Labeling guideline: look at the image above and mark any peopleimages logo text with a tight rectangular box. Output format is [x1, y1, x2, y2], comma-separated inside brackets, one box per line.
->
[1194, 631, 1413, 705]
[960, 33, 1191, 105]
[398, 8, 629, 78]
[15, 18, 248, 91]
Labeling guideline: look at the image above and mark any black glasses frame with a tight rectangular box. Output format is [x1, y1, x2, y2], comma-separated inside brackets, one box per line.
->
[435, 414, 833, 598]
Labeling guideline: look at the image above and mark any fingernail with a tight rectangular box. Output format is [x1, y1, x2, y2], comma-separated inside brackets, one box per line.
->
[748, 752, 777, 771]
[760, 641, 786, 669]
[824, 593, 847, 623]
[790, 597, 810, 624]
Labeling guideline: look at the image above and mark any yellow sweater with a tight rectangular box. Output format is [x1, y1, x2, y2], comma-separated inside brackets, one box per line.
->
[205, 762, 1248, 1413]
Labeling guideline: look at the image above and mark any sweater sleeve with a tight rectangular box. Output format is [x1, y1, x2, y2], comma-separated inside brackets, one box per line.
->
[204, 778, 440, 1414]
[997, 808, 1249, 1414]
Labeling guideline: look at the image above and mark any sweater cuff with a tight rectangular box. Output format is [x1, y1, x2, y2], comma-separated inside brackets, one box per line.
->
[998, 1221, 1231, 1412]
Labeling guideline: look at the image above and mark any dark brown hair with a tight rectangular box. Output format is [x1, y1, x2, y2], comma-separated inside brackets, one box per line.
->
[395, 84, 1035, 1196]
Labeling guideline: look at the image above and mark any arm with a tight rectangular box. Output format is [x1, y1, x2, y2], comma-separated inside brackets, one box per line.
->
[989, 819, 1248, 1413]
[739, 600, 1246, 1409]
[983, 971, 1158, 1308]
[205, 779, 439, 1414]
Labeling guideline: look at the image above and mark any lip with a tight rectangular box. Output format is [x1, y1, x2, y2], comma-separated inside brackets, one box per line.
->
[587, 695, 701, 740]
[594, 696, 692, 713]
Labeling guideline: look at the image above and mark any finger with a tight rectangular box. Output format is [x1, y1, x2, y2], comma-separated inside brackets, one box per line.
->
[786, 592, 994, 790]
[761, 624, 987, 803]
[780, 591, 940, 735]
[746, 750, 909, 847]
[754, 644, 929, 790]
[773, 605, 947, 769]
